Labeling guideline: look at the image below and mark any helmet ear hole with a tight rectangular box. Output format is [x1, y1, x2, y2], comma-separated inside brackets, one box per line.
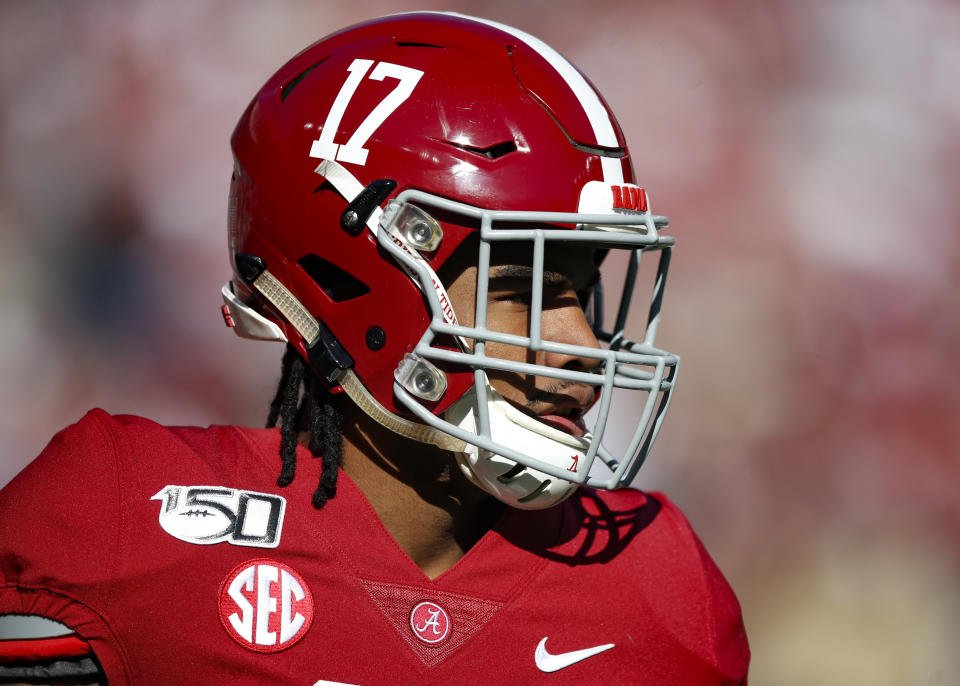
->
[298, 255, 371, 302]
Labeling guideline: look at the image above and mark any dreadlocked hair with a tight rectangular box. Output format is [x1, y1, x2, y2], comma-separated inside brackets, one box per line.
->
[267, 343, 343, 509]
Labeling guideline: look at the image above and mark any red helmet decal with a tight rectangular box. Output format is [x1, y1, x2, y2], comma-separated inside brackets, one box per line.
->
[218, 558, 314, 653]
[611, 185, 648, 212]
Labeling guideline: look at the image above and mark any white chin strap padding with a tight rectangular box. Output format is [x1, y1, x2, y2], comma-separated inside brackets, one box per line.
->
[446, 384, 590, 510]
[221, 281, 287, 342]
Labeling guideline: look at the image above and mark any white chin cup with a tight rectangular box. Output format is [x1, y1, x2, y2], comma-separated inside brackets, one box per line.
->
[445, 383, 592, 510]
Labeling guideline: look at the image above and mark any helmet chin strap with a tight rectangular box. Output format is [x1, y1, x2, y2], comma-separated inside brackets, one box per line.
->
[445, 380, 588, 510]
[336, 368, 466, 453]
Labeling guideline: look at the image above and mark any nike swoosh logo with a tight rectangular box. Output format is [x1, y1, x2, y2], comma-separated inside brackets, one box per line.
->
[534, 637, 615, 672]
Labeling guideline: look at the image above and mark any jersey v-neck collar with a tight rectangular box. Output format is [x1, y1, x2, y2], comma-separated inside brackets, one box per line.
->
[237, 426, 570, 596]
[317, 466, 567, 597]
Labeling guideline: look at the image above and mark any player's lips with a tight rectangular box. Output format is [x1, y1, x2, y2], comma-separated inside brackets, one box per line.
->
[533, 385, 597, 438]
[503, 385, 596, 438]
[538, 408, 588, 437]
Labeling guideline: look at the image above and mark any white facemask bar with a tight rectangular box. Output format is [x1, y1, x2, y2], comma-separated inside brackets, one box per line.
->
[378, 189, 678, 490]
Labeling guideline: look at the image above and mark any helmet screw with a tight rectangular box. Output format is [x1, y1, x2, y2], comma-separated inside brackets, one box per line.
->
[342, 209, 360, 230]
[412, 223, 430, 244]
[414, 372, 436, 394]
[365, 326, 386, 351]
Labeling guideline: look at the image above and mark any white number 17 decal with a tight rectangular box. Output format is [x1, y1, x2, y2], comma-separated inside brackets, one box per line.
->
[309, 58, 424, 166]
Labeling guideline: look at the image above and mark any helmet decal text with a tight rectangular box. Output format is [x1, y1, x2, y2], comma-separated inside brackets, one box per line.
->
[611, 185, 648, 213]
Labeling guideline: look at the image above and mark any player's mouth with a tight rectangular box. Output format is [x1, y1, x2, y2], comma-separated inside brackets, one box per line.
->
[537, 405, 588, 437]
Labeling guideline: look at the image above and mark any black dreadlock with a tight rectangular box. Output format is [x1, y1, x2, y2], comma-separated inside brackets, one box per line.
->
[267, 344, 343, 508]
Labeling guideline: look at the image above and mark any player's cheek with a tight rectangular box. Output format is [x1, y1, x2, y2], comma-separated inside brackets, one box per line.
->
[484, 368, 532, 407]
[484, 337, 530, 364]
[485, 305, 532, 341]
[480, 308, 541, 397]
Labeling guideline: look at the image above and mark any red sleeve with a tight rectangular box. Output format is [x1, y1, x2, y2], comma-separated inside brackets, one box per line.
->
[0, 409, 132, 681]
[650, 491, 751, 684]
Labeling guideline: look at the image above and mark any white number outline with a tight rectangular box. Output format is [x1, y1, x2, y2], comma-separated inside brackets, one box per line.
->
[309, 58, 424, 166]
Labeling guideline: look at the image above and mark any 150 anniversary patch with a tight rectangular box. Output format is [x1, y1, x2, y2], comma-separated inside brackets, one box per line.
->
[152, 485, 286, 548]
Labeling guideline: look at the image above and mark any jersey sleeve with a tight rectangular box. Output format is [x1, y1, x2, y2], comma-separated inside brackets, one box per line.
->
[0, 409, 132, 681]
[649, 491, 751, 684]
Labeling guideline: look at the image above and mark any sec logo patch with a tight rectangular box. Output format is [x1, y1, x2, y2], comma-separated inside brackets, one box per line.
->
[219, 559, 313, 652]
[409, 601, 451, 644]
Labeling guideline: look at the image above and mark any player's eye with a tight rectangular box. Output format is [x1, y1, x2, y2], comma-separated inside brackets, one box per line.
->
[500, 291, 533, 305]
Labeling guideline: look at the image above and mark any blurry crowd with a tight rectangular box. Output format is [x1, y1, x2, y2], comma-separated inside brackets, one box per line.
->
[1, 1, 957, 684]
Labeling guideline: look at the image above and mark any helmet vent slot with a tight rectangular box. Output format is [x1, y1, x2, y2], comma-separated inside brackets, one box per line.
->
[497, 464, 526, 484]
[395, 41, 445, 48]
[280, 59, 326, 102]
[299, 254, 371, 302]
[446, 140, 517, 160]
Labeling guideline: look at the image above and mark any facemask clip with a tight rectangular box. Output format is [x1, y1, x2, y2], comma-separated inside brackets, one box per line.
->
[394, 353, 447, 401]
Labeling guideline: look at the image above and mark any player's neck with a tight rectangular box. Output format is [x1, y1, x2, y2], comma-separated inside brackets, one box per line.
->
[339, 405, 504, 580]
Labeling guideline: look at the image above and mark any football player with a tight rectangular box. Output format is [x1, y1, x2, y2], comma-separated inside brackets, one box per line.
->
[0, 12, 749, 684]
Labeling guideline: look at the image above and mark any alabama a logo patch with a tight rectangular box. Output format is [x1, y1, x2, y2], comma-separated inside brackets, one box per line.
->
[409, 601, 451, 645]
[219, 559, 314, 652]
[152, 485, 285, 548]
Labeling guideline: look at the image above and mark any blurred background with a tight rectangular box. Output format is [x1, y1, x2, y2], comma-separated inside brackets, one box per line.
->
[1, 1, 957, 683]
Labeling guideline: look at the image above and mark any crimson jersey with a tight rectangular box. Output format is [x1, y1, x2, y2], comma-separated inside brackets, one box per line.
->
[0, 410, 748, 685]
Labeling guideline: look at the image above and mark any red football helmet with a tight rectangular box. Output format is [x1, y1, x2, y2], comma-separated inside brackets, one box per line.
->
[223, 12, 677, 509]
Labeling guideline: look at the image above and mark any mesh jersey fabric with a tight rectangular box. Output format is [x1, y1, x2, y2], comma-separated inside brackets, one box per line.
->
[0, 409, 748, 685]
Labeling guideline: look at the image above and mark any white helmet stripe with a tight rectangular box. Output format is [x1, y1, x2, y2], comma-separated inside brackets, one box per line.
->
[599, 154, 626, 186]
